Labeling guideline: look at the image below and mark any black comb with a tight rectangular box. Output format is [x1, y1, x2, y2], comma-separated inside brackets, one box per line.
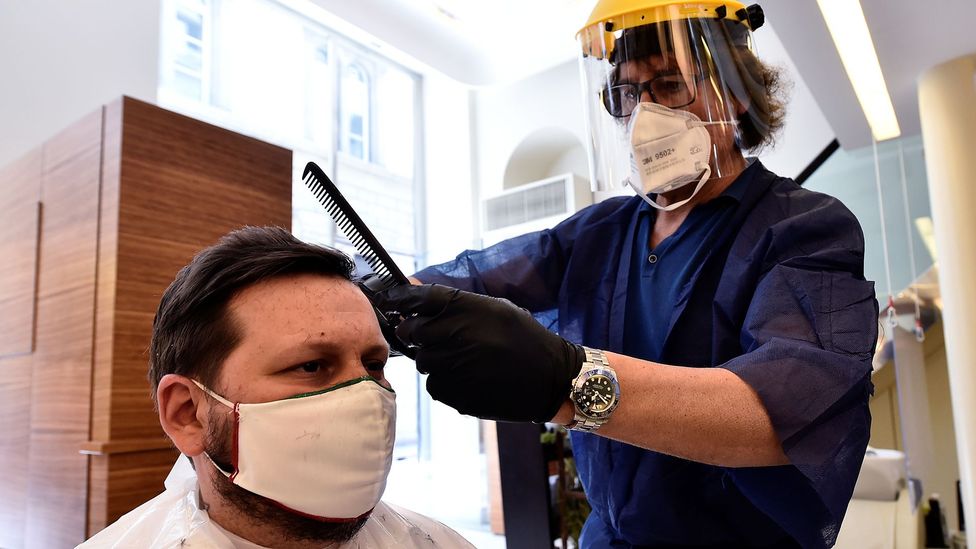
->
[302, 161, 415, 358]
[302, 162, 410, 289]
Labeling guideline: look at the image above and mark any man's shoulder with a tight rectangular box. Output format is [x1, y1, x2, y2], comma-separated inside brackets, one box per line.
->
[752, 166, 859, 226]
[363, 501, 476, 548]
[741, 165, 865, 250]
[75, 489, 184, 548]
[76, 482, 229, 549]
[732, 164, 867, 270]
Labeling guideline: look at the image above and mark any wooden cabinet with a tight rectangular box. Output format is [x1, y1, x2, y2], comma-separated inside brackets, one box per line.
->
[0, 148, 41, 549]
[0, 97, 292, 548]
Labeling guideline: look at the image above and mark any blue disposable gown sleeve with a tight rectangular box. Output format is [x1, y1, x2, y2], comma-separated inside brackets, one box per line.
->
[413, 230, 564, 313]
[413, 198, 625, 312]
[719, 195, 877, 549]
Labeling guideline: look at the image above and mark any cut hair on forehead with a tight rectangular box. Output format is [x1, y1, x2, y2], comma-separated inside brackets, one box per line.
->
[148, 226, 356, 403]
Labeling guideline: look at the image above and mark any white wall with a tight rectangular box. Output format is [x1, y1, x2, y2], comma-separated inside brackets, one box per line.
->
[473, 60, 587, 199]
[420, 73, 477, 265]
[0, 1, 161, 168]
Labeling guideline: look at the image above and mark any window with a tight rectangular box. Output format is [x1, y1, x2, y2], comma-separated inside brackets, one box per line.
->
[303, 36, 332, 147]
[340, 63, 370, 160]
[160, 0, 210, 103]
[158, 0, 421, 267]
[160, 0, 425, 457]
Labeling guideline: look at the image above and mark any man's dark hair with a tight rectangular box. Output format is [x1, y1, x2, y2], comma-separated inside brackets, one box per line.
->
[148, 226, 355, 402]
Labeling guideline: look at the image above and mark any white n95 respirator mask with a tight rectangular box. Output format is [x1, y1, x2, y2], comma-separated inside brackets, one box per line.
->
[192, 376, 396, 521]
[627, 102, 730, 212]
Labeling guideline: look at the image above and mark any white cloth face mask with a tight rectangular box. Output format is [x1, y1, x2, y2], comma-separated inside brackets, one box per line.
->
[626, 102, 733, 212]
[192, 376, 396, 521]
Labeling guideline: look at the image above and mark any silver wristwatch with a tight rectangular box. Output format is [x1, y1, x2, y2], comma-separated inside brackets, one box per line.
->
[567, 347, 620, 432]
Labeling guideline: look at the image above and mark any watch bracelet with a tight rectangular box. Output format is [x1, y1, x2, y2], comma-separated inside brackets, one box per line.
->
[568, 347, 616, 432]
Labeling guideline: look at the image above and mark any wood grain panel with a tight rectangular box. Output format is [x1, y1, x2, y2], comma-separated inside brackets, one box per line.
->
[87, 448, 180, 535]
[0, 149, 41, 357]
[102, 97, 291, 442]
[24, 108, 103, 549]
[89, 99, 122, 446]
[0, 354, 33, 548]
[1, 97, 293, 546]
[84, 97, 292, 537]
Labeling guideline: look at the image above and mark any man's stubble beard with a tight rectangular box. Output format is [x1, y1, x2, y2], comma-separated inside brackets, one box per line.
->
[204, 409, 370, 546]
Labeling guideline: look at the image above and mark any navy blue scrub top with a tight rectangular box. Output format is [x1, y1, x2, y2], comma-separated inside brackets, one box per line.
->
[415, 159, 877, 548]
[624, 168, 750, 364]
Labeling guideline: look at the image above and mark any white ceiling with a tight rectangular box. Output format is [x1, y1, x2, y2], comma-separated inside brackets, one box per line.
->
[763, 0, 976, 149]
[309, 0, 975, 148]
[307, 0, 591, 85]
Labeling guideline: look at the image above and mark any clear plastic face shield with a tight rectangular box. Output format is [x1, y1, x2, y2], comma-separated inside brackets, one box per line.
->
[578, 2, 766, 207]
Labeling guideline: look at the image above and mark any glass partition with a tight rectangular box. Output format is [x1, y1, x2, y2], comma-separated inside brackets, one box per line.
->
[802, 135, 935, 301]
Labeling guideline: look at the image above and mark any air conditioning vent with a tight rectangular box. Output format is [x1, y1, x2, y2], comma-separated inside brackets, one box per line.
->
[481, 173, 592, 246]
[485, 179, 568, 231]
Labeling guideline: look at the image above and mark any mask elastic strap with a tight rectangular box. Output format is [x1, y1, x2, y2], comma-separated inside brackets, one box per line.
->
[202, 451, 235, 479]
[629, 165, 712, 212]
[190, 379, 235, 409]
[190, 380, 238, 479]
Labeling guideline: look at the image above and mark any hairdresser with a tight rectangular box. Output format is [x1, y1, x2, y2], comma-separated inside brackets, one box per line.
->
[375, 1, 877, 547]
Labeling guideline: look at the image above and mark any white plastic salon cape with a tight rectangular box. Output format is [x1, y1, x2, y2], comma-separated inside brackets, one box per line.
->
[77, 457, 475, 549]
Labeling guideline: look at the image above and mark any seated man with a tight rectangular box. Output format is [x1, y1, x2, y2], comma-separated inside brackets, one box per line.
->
[79, 226, 474, 549]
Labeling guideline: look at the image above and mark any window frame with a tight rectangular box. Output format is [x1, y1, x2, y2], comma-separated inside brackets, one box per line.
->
[160, 0, 214, 106]
[339, 60, 372, 162]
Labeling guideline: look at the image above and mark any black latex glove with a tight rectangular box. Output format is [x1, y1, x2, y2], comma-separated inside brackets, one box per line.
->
[356, 275, 416, 359]
[373, 284, 586, 423]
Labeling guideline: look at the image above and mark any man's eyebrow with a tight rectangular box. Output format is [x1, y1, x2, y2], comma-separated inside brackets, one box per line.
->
[297, 340, 390, 359]
[363, 342, 391, 359]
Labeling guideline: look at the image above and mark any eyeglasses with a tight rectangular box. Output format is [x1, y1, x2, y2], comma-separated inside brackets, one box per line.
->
[600, 73, 699, 118]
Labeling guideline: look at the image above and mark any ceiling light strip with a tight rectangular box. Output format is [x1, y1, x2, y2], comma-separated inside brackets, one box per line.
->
[816, 0, 901, 141]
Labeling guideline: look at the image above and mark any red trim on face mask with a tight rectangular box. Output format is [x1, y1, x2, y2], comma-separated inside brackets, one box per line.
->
[229, 403, 241, 482]
[266, 498, 376, 523]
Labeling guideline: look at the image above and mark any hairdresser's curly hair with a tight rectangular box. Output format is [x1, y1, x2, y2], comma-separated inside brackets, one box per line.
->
[727, 44, 791, 152]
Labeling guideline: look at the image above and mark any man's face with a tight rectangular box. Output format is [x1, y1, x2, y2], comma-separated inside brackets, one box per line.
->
[203, 273, 390, 545]
[212, 272, 390, 402]
[615, 54, 731, 126]
[615, 52, 743, 187]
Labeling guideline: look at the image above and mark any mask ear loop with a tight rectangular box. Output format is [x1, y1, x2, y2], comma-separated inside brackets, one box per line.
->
[628, 165, 712, 212]
[191, 379, 235, 408]
[190, 379, 239, 478]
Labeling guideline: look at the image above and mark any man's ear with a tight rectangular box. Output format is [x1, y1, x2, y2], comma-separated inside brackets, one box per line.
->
[157, 374, 208, 457]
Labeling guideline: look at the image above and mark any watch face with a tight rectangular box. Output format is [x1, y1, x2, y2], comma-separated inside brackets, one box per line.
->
[579, 374, 616, 413]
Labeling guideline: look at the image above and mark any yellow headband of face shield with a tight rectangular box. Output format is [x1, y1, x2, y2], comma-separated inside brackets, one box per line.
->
[578, 1, 761, 60]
